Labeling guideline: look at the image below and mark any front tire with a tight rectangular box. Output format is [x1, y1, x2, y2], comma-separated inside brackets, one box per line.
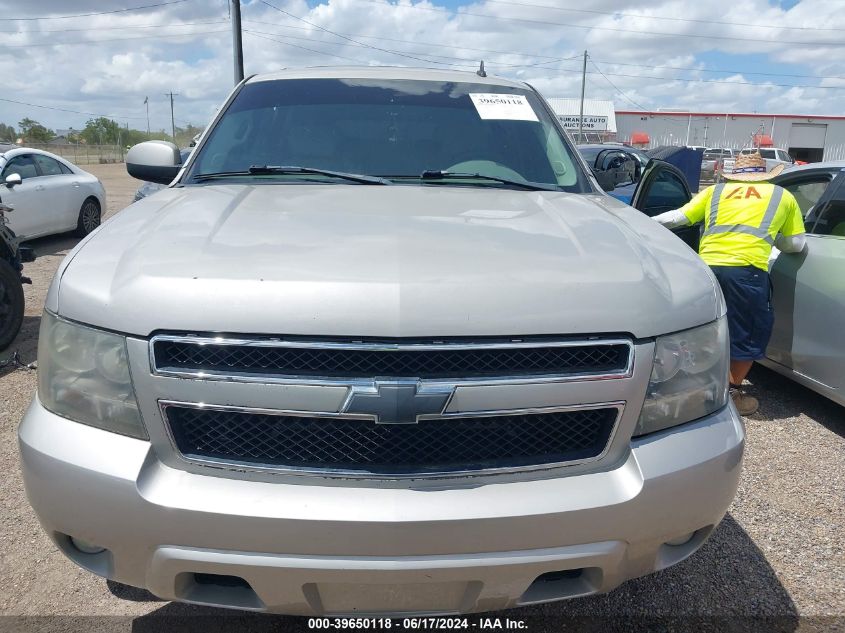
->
[0, 259, 24, 352]
[75, 198, 101, 237]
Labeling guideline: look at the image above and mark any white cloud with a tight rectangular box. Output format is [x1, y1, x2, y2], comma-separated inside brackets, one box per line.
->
[1, 0, 844, 136]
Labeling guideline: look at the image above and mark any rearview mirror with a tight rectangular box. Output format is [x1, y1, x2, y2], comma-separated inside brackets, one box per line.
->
[5, 173, 22, 188]
[126, 140, 182, 185]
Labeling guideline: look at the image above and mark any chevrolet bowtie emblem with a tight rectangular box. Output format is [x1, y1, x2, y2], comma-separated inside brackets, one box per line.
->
[343, 382, 452, 424]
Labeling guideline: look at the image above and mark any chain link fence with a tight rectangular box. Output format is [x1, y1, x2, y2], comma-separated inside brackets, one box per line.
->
[26, 143, 125, 165]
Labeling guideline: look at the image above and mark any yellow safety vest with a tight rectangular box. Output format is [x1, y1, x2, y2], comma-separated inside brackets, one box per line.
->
[679, 182, 805, 270]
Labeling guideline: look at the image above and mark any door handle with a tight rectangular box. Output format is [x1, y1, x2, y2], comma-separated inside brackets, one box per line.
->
[72, 181, 80, 187]
[35, 185, 45, 191]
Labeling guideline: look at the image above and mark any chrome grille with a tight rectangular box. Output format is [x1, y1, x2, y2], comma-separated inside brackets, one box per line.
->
[152, 337, 631, 380]
[163, 404, 620, 476]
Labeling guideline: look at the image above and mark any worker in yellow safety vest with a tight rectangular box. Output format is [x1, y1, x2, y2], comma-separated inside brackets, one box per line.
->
[653, 151, 806, 416]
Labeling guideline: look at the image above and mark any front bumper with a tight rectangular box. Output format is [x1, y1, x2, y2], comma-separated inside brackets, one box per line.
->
[20, 399, 744, 616]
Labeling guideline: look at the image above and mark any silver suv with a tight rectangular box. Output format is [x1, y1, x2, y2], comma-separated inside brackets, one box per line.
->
[20, 67, 744, 616]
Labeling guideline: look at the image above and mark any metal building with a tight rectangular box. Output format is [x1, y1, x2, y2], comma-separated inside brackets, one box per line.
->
[615, 111, 845, 162]
[546, 98, 617, 143]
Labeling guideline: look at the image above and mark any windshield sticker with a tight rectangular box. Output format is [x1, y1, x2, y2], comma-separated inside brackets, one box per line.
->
[469, 93, 539, 122]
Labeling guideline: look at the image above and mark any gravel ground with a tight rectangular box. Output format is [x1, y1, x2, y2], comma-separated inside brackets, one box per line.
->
[0, 163, 842, 631]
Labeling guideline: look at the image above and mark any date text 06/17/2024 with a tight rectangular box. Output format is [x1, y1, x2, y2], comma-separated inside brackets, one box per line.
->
[307, 618, 529, 630]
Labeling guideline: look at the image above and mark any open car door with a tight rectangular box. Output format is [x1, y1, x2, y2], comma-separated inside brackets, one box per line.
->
[630, 159, 699, 250]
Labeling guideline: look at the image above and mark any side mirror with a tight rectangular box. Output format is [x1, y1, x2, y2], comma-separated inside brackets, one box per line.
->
[593, 170, 616, 192]
[5, 173, 22, 188]
[126, 141, 182, 185]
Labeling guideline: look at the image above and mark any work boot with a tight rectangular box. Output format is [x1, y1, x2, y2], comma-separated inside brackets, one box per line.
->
[731, 388, 759, 416]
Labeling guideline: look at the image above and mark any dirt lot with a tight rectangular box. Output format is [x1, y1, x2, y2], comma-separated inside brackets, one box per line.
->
[0, 163, 843, 630]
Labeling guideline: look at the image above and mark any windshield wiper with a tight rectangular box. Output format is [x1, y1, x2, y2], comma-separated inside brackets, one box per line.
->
[192, 165, 390, 185]
[418, 170, 560, 191]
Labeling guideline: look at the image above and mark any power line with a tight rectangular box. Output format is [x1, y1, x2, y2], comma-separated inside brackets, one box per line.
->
[242, 17, 845, 80]
[241, 18, 575, 61]
[0, 19, 227, 34]
[589, 59, 845, 81]
[353, 0, 845, 47]
[258, 0, 474, 67]
[2, 28, 229, 48]
[244, 27, 580, 68]
[0, 97, 146, 121]
[481, 0, 845, 33]
[589, 59, 648, 112]
[575, 66, 845, 91]
[0, 0, 190, 21]
[240, 16, 845, 80]
[244, 30, 370, 64]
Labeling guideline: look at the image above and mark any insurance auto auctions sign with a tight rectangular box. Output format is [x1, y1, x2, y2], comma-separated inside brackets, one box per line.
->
[560, 115, 609, 131]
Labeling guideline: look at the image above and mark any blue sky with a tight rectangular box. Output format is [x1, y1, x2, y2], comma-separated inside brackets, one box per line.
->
[0, 0, 843, 133]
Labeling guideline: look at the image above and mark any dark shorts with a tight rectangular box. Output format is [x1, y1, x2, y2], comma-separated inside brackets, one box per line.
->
[710, 265, 774, 361]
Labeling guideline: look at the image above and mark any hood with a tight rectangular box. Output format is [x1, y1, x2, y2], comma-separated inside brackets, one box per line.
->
[54, 183, 719, 339]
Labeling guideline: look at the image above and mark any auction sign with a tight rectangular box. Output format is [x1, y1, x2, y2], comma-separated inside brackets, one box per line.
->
[559, 115, 609, 131]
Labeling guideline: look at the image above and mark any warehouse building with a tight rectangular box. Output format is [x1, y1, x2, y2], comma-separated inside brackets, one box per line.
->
[615, 111, 845, 162]
[546, 98, 617, 143]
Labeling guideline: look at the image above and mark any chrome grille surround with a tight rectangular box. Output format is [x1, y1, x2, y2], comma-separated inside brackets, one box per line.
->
[148, 336, 635, 479]
[150, 335, 634, 385]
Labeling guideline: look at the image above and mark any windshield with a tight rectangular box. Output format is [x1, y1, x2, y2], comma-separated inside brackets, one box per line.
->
[187, 78, 589, 191]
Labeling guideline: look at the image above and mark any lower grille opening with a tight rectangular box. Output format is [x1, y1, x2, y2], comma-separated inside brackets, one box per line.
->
[164, 405, 619, 476]
[194, 573, 252, 588]
[176, 572, 263, 610]
[519, 567, 602, 605]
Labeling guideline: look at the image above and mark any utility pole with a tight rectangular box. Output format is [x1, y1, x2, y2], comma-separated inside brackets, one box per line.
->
[165, 91, 178, 145]
[144, 96, 150, 139]
[578, 50, 587, 144]
[231, 0, 244, 84]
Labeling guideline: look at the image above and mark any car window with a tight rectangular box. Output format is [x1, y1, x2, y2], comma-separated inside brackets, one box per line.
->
[33, 154, 64, 176]
[190, 78, 589, 191]
[577, 147, 602, 166]
[780, 175, 832, 217]
[777, 150, 792, 162]
[59, 162, 74, 175]
[811, 199, 845, 237]
[639, 168, 689, 216]
[1, 154, 38, 180]
[759, 149, 776, 159]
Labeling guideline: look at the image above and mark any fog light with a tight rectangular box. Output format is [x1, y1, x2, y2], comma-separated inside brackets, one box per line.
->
[664, 531, 695, 547]
[70, 536, 106, 554]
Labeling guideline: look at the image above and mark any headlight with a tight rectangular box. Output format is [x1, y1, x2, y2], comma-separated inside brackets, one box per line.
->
[37, 312, 147, 439]
[634, 317, 729, 436]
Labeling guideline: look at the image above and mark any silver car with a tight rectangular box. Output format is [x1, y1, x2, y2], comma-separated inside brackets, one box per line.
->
[763, 161, 845, 405]
[20, 67, 744, 616]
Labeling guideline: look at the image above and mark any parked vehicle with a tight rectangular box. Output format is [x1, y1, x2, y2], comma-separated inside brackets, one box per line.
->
[0, 147, 105, 240]
[577, 143, 648, 203]
[133, 148, 192, 202]
[21, 67, 743, 616]
[701, 148, 739, 181]
[761, 161, 845, 405]
[722, 147, 794, 178]
[0, 198, 35, 350]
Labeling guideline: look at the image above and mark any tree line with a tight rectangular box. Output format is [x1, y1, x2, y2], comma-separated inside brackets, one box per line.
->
[0, 117, 203, 147]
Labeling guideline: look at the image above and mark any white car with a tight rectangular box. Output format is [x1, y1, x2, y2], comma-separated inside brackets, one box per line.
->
[0, 147, 106, 240]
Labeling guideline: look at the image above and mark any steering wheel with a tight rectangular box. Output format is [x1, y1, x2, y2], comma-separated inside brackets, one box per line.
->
[444, 160, 526, 182]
